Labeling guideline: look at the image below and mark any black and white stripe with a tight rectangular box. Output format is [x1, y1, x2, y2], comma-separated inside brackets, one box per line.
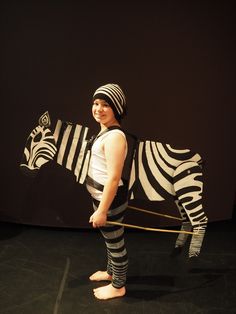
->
[53, 119, 90, 183]
[92, 197, 128, 288]
[129, 140, 208, 258]
[20, 125, 57, 177]
[93, 83, 126, 117]
[129, 141, 202, 200]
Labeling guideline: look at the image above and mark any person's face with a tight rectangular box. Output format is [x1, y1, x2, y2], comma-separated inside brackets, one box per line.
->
[92, 99, 117, 125]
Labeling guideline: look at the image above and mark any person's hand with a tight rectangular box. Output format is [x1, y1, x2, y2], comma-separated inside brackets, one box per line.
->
[89, 210, 107, 228]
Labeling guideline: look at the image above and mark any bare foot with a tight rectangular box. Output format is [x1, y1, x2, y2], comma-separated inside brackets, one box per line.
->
[93, 283, 126, 300]
[89, 271, 112, 282]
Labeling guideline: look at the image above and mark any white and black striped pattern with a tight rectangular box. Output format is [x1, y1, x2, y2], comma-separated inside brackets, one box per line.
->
[20, 125, 57, 177]
[53, 119, 90, 183]
[129, 141, 202, 200]
[129, 140, 208, 257]
[93, 83, 126, 117]
[93, 198, 128, 289]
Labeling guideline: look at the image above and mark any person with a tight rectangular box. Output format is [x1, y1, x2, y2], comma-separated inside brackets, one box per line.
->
[86, 83, 129, 300]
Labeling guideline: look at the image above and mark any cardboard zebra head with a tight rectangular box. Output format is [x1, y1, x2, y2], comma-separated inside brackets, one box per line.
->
[20, 111, 57, 177]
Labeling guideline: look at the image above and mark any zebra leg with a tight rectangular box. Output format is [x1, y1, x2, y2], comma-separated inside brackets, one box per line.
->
[173, 161, 208, 258]
[170, 199, 192, 257]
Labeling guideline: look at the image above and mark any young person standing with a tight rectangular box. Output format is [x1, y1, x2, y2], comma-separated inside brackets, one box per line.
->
[86, 83, 129, 300]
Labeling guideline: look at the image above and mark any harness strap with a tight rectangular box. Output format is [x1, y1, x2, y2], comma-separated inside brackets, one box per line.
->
[86, 175, 104, 191]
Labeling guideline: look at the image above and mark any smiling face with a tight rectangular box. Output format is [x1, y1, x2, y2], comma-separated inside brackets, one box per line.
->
[92, 98, 118, 127]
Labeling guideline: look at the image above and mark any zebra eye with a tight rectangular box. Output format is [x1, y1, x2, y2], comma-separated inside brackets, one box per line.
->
[34, 132, 42, 143]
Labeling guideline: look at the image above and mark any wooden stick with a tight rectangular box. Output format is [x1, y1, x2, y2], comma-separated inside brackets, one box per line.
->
[106, 221, 197, 235]
[128, 205, 182, 221]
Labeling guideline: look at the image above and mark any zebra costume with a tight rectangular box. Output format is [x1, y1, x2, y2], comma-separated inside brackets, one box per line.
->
[20, 111, 208, 258]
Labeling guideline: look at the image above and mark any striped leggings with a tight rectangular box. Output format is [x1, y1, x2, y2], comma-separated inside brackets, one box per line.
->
[92, 198, 128, 289]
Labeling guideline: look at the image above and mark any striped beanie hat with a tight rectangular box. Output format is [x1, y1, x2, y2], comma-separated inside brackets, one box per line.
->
[93, 83, 127, 120]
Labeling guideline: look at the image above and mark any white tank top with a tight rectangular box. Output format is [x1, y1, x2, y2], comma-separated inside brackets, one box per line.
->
[86, 129, 127, 201]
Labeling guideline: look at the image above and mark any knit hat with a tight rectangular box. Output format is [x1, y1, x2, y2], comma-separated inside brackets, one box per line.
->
[93, 83, 127, 120]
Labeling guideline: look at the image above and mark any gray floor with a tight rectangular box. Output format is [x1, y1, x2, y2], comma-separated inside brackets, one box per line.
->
[0, 220, 236, 314]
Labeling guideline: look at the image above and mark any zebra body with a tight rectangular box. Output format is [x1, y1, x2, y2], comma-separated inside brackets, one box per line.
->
[129, 140, 207, 257]
[129, 140, 202, 199]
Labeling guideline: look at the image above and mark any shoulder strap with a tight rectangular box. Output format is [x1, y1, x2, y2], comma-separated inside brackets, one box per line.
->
[107, 125, 123, 132]
[88, 126, 124, 148]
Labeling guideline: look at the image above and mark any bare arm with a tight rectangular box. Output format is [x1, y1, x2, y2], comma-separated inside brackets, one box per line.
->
[89, 132, 126, 228]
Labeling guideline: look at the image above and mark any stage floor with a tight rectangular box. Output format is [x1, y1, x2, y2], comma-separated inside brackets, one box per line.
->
[0, 219, 235, 314]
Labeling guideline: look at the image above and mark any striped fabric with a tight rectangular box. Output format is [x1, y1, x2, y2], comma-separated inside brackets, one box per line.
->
[92, 198, 128, 289]
[93, 83, 126, 118]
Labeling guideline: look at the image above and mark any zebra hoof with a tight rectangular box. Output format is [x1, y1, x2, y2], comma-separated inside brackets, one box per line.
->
[186, 255, 201, 272]
[170, 246, 183, 258]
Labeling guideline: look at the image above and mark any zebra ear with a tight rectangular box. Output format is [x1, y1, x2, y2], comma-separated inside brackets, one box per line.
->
[38, 111, 51, 127]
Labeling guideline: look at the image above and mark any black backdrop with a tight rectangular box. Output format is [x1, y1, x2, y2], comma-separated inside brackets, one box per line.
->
[1, 0, 235, 228]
